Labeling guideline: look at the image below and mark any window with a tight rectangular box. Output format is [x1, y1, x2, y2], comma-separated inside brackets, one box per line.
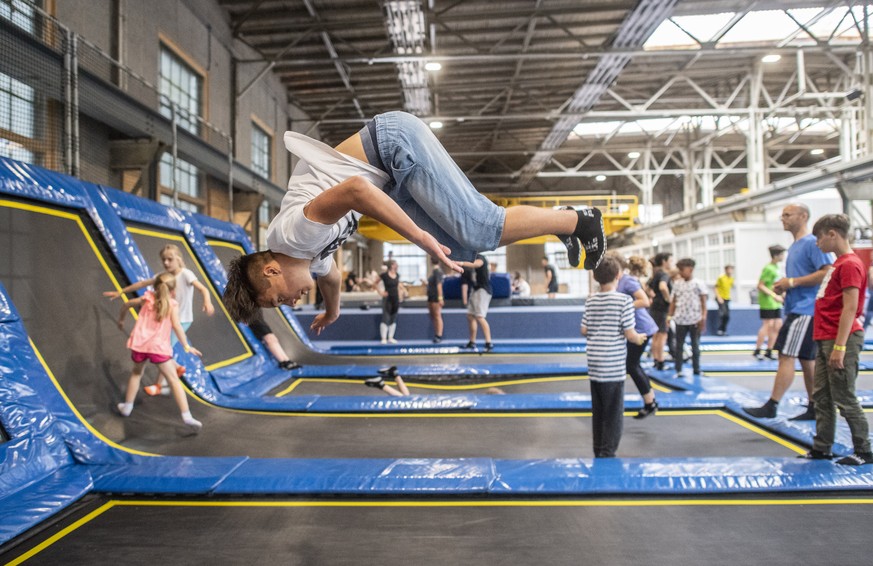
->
[708, 234, 720, 246]
[0, 72, 36, 164]
[722, 231, 734, 245]
[251, 122, 271, 179]
[258, 200, 271, 250]
[159, 154, 202, 212]
[383, 242, 427, 283]
[159, 47, 202, 135]
[0, 0, 35, 34]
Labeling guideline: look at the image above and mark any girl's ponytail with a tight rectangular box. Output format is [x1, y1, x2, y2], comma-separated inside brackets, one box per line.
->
[153, 272, 177, 321]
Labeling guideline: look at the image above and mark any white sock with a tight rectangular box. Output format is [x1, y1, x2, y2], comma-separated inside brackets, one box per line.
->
[181, 411, 202, 428]
[380, 323, 388, 341]
[117, 402, 133, 417]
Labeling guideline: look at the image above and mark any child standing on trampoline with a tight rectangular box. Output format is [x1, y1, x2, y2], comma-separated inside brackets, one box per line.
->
[802, 214, 871, 465]
[105, 244, 215, 395]
[582, 256, 645, 458]
[116, 272, 203, 433]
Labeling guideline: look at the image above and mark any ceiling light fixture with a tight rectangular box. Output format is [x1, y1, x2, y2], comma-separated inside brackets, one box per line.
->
[627, 151, 640, 159]
[595, 174, 606, 182]
[810, 148, 824, 155]
[762, 54, 781, 63]
[429, 121, 443, 129]
[424, 61, 441, 71]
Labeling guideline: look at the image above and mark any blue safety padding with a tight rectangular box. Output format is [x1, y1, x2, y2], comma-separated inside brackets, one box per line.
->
[442, 276, 462, 299]
[90, 456, 249, 494]
[192, 211, 253, 247]
[0, 465, 94, 544]
[491, 273, 512, 298]
[492, 457, 873, 494]
[324, 342, 590, 355]
[213, 458, 497, 494]
[307, 394, 479, 412]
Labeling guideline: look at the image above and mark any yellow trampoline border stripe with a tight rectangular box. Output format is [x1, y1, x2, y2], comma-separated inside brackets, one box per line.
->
[4, 502, 117, 566]
[11, 496, 873, 563]
[717, 411, 807, 455]
[127, 226, 253, 370]
[276, 375, 591, 396]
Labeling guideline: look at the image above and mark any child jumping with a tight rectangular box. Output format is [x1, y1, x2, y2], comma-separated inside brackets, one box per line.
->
[105, 244, 214, 395]
[116, 272, 203, 432]
[801, 214, 871, 465]
[582, 256, 645, 458]
[221, 111, 606, 327]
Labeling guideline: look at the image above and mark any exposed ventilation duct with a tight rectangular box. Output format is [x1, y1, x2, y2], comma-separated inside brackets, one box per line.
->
[383, 0, 431, 116]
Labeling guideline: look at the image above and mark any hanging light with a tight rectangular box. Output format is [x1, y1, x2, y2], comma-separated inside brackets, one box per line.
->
[424, 61, 442, 71]
[595, 174, 606, 182]
[627, 151, 640, 159]
[761, 54, 781, 63]
[429, 121, 443, 129]
[810, 148, 824, 155]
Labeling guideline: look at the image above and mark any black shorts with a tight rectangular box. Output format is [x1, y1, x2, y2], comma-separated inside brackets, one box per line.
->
[774, 313, 816, 360]
[248, 318, 271, 341]
[759, 309, 782, 320]
[650, 309, 669, 333]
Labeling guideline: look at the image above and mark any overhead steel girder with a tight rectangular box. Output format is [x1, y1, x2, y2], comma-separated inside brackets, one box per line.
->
[0, 19, 286, 204]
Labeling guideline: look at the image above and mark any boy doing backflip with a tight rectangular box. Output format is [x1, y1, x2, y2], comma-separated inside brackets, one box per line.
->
[223, 112, 606, 327]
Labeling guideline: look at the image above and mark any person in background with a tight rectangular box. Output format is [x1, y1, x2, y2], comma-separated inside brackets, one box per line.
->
[115, 272, 203, 433]
[344, 272, 359, 292]
[714, 265, 735, 336]
[744, 203, 833, 420]
[668, 258, 708, 378]
[426, 256, 445, 343]
[461, 253, 493, 352]
[614, 254, 659, 419]
[542, 256, 559, 298]
[247, 318, 301, 370]
[377, 259, 403, 344]
[753, 245, 786, 361]
[646, 252, 674, 371]
[801, 214, 871, 465]
[581, 256, 646, 458]
[512, 271, 531, 298]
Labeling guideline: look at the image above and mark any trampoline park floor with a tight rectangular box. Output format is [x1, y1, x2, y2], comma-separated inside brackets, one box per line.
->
[5, 494, 873, 566]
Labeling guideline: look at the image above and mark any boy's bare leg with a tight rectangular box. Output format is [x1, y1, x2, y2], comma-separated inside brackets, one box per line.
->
[498, 207, 577, 245]
[395, 376, 410, 396]
[478, 316, 492, 343]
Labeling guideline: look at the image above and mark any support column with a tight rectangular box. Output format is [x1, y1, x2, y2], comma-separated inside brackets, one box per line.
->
[700, 144, 714, 206]
[746, 64, 766, 192]
[682, 148, 696, 212]
[640, 146, 654, 223]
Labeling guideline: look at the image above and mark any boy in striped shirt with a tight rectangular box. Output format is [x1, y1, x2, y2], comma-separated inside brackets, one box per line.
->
[582, 256, 646, 458]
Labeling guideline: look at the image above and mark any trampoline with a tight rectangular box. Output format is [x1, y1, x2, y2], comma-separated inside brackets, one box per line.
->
[3, 163, 873, 564]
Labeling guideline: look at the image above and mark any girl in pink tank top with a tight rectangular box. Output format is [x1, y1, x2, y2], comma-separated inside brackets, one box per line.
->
[116, 272, 204, 433]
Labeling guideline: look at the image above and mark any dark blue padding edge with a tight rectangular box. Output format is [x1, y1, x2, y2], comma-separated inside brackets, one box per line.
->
[89, 456, 249, 494]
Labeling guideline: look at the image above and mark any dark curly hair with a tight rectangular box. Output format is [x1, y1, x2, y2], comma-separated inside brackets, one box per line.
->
[223, 251, 273, 324]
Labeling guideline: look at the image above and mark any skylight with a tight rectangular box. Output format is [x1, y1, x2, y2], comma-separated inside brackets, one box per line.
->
[644, 6, 868, 50]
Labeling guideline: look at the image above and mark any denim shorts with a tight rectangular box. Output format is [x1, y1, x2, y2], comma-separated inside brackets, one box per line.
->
[358, 111, 505, 262]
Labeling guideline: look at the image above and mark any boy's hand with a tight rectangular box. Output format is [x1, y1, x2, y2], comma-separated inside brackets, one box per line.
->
[828, 348, 845, 369]
[698, 319, 706, 332]
[188, 346, 203, 358]
[104, 290, 122, 300]
[310, 311, 339, 335]
[116, 318, 125, 331]
[203, 302, 215, 316]
[417, 231, 462, 274]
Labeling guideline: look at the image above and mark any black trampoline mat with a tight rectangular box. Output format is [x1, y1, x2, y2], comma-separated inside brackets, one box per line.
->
[8, 496, 873, 566]
[125, 225, 251, 369]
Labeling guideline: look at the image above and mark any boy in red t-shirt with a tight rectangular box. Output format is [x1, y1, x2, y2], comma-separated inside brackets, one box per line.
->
[802, 214, 871, 465]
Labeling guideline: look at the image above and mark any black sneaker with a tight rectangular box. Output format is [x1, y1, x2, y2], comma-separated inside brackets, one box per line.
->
[789, 406, 816, 421]
[463, 341, 476, 349]
[836, 453, 873, 466]
[556, 207, 582, 268]
[432, 336, 442, 344]
[278, 360, 301, 370]
[364, 376, 386, 389]
[484, 342, 494, 352]
[743, 403, 777, 419]
[753, 351, 765, 361]
[378, 366, 398, 378]
[634, 400, 658, 420]
[798, 449, 834, 460]
[763, 350, 776, 360]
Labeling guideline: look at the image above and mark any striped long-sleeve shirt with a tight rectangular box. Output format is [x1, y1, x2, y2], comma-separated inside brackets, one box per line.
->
[582, 291, 635, 382]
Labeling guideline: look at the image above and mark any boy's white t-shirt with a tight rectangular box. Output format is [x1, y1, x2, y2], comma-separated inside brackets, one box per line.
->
[174, 268, 198, 324]
[266, 131, 391, 276]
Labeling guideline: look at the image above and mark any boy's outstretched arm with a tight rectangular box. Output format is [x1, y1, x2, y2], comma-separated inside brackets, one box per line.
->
[311, 262, 342, 335]
[306, 176, 463, 274]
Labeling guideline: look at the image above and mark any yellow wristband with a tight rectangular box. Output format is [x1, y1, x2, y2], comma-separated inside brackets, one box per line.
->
[789, 278, 795, 288]
[184, 345, 191, 353]
[833, 344, 846, 352]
